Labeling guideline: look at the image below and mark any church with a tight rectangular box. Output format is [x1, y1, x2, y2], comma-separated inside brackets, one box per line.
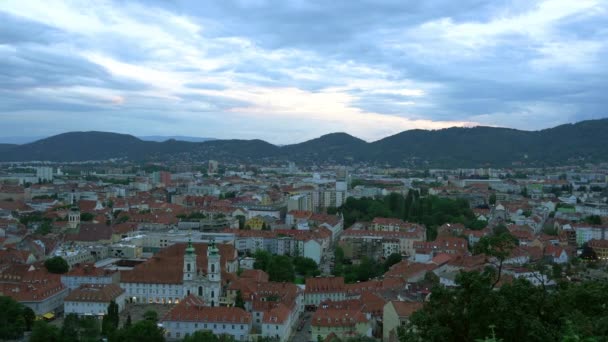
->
[120, 239, 237, 306]
[182, 239, 221, 306]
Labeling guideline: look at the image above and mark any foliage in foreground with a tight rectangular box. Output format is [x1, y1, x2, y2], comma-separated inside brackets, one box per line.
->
[399, 270, 608, 342]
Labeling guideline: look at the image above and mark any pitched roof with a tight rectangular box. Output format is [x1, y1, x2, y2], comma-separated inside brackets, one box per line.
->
[305, 277, 345, 293]
[65, 284, 124, 303]
[162, 294, 251, 324]
[390, 301, 423, 317]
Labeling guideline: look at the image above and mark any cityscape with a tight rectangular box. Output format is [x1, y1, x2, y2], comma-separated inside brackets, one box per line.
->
[1, 1, 608, 342]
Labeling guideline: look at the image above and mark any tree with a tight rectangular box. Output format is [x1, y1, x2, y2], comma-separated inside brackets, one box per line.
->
[102, 301, 120, 335]
[0, 296, 26, 339]
[489, 193, 497, 205]
[584, 215, 602, 225]
[124, 314, 132, 328]
[236, 215, 246, 230]
[45, 256, 69, 274]
[253, 250, 272, 271]
[580, 243, 598, 261]
[473, 232, 516, 288]
[23, 307, 35, 331]
[235, 290, 245, 309]
[111, 320, 165, 342]
[268, 255, 295, 282]
[61, 313, 80, 342]
[293, 256, 320, 277]
[30, 321, 61, 342]
[80, 212, 95, 221]
[183, 330, 236, 342]
[383, 253, 402, 272]
[144, 310, 158, 322]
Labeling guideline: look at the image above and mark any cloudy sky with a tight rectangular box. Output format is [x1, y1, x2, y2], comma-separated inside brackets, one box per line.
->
[1, 0, 607, 144]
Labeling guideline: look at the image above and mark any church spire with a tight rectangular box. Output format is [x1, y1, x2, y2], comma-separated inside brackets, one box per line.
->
[186, 229, 195, 255]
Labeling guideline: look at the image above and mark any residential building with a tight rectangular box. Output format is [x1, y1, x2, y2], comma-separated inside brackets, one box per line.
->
[64, 284, 126, 316]
[61, 263, 120, 290]
[383, 301, 423, 342]
[161, 294, 251, 341]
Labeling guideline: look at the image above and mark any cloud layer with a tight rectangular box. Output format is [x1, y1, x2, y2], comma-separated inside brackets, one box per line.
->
[1, 0, 606, 143]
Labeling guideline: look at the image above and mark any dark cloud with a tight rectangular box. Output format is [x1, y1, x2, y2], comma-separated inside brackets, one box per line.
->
[0, 0, 606, 142]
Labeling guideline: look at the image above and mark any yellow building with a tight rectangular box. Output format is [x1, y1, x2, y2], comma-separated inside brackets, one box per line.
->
[311, 310, 370, 341]
[383, 301, 423, 342]
[245, 216, 265, 230]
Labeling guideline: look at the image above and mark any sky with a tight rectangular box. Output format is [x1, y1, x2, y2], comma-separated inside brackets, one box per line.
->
[1, 0, 607, 144]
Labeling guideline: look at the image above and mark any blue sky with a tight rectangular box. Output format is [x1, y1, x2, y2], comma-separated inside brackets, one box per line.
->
[1, 0, 607, 144]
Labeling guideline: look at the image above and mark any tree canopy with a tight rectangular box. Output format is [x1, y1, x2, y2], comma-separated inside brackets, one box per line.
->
[45, 256, 69, 274]
[399, 271, 608, 342]
[339, 192, 479, 239]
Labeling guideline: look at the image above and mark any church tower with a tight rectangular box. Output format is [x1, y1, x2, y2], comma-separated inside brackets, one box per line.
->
[207, 239, 221, 306]
[183, 238, 197, 282]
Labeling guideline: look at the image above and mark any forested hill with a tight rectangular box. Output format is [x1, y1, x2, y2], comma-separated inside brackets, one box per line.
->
[0, 118, 607, 166]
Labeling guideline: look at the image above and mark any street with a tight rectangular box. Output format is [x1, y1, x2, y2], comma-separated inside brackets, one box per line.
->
[290, 312, 312, 342]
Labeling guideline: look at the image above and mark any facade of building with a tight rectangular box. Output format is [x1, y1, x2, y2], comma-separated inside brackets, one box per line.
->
[61, 263, 120, 291]
[120, 241, 230, 305]
[161, 294, 251, 341]
[64, 284, 126, 316]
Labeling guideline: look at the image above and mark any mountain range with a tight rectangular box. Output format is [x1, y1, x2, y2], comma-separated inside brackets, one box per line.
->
[1, 119, 607, 167]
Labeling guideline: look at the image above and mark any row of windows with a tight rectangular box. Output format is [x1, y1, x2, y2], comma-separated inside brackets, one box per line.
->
[169, 322, 246, 330]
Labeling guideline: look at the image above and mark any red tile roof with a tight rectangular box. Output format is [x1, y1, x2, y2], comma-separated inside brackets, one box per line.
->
[65, 284, 124, 303]
[162, 294, 251, 324]
[305, 277, 345, 293]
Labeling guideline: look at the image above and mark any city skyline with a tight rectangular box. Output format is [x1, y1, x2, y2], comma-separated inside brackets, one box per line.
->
[1, 0, 607, 144]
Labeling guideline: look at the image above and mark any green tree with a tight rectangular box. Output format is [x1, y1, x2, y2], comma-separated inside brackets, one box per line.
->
[80, 212, 95, 221]
[235, 290, 245, 309]
[144, 310, 159, 322]
[124, 314, 132, 328]
[23, 306, 35, 331]
[102, 300, 120, 335]
[112, 320, 165, 342]
[268, 255, 295, 282]
[61, 313, 80, 342]
[236, 215, 246, 230]
[473, 232, 516, 288]
[30, 320, 61, 342]
[383, 253, 402, 272]
[0, 296, 26, 339]
[293, 256, 320, 277]
[183, 330, 236, 342]
[489, 193, 497, 205]
[584, 215, 602, 225]
[253, 250, 272, 271]
[45, 256, 69, 274]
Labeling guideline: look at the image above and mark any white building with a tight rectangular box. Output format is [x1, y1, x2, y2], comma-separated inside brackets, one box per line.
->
[61, 263, 120, 291]
[64, 284, 126, 316]
[36, 167, 53, 182]
[120, 241, 232, 306]
[162, 294, 251, 341]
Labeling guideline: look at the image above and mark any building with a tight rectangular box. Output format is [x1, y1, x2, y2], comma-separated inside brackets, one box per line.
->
[61, 263, 120, 290]
[120, 241, 234, 305]
[36, 167, 54, 182]
[161, 294, 251, 341]
[287, 194, 313, 212]
[0, 265, 68, 316]
[383, 301, 423, 341]
[305, 277, 346, 308]
[68, 207, 81, 229]
[208, 160, 219, 175]
[311, 308, 370, 341]
[339, 228, 426, 260]
[589, 239, 608, 260]
[64, 284, 126, 317]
